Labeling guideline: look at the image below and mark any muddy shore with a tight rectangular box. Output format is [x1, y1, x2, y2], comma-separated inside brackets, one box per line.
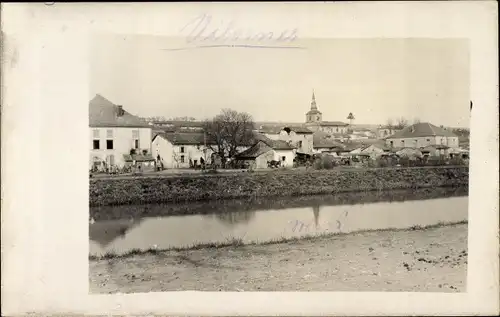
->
[89, 223, 468, 294]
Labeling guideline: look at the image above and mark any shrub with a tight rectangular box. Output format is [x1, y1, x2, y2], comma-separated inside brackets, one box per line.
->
[313, 154, 337, 170]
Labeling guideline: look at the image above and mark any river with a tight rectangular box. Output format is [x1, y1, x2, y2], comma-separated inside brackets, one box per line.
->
[89, 187, 468, 256]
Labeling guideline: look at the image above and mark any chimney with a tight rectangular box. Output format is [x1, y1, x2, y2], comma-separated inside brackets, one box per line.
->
[117, 105, 124, 117]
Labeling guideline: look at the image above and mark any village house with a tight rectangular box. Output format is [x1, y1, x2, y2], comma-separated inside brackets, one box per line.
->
[89, 94, 152, 171]
[257, 125, 314, 154]
[312, 131, 345, 154]
[303, 91, 349, 134]
[152, 131, 253, 169]
[385, 122, 460, 149]
[152, 132, 215, 169]
[234, 139, 296, 169]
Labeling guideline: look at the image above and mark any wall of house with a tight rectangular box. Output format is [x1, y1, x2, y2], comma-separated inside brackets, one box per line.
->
[89, 127, 152, 169]
[278, 130, 314, 154]
[255, 150, 275, 169]
[152, 136, 215, 169]
[385, 136, 460, 149]
[273, 150, 295, 167]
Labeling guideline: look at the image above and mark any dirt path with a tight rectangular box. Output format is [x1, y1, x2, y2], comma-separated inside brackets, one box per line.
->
[89, 224, 467, 294]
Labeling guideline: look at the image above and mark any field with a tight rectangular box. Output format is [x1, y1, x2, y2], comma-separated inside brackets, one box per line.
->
[90, 223, 467, 293]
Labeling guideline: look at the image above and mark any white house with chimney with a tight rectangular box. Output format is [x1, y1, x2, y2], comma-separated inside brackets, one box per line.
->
[89, 94, 153, 170]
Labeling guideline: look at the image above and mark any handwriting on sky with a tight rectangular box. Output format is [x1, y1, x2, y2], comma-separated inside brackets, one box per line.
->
[165, 13, 303, 51]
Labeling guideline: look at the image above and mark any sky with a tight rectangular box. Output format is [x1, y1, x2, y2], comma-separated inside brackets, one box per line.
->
[90, 34, 470, 128]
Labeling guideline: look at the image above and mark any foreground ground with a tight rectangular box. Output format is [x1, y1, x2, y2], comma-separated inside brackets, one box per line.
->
[89, 223, 467, 293]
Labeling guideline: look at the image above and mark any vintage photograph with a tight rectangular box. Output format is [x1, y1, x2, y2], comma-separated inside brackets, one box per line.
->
[88, 31, 470, 294]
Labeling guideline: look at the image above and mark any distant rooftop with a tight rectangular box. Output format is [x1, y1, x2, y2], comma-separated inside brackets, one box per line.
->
[386, 122, 457, 139]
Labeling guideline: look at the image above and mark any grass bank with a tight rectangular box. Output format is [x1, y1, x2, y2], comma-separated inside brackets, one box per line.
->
[90, 186, 468, 220]
[89, 220, 467, 260]
[89, 166, 469, 207]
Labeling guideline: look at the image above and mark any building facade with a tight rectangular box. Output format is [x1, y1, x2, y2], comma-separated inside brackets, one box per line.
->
[385, 122, 460, 149]
[89, 94, 152, 170]
[152, 132, 214, 169]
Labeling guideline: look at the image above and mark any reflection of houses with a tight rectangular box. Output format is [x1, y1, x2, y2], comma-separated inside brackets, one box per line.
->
[214, 211, 256, 225]
[385, 122, 460, 149]
[89, 94, 152, 170]
[234, 139, 296, 169]
[152, 132, 216, 168]
[304, 91, 349, 134]
[89, 218, 142, 248]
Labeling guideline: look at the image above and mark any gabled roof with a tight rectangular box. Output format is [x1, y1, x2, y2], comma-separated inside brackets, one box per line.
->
[386, 122, 457, 139]
[235, 141, 273, 159]
[89, 94, 150, 128]
[155, 132, 216, 146]
[318, 121, 349, 127]
[283, 126, 314, 134]
[313, 131, 345, 149]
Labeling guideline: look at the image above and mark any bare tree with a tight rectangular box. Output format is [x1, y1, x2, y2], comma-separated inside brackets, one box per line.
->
[204, 109, 255, 167]
[385, 118, 394, 129]
[395, 117, 409, 130]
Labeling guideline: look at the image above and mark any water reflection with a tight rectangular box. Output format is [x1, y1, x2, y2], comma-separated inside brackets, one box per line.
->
[214, 211, 256, 225]
[89, 189, 468, 256]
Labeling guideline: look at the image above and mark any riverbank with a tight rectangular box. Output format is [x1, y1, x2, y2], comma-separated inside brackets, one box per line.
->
[90, 186, 468, 221]
[89, 166, 468, 207]
[89, 223, 468, 293]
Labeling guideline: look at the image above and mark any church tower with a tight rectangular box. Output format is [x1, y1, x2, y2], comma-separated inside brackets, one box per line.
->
[305, 90, 322, 123]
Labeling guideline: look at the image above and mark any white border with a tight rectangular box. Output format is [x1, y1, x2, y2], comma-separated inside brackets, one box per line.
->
[1, 2, 498, 316]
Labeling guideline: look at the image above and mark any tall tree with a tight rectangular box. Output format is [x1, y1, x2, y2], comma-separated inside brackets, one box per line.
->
[347, 112, 355, 126]
[203, 109, 255, 166]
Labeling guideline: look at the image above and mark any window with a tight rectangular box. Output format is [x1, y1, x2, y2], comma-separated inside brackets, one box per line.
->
[106, 140, 114, 150]
[180, 155, 185, 163]
[134, 139, 140, 149]
[298, 141, 303, 148]
[93, 140, 100, 150]
[426, 139, 430, 142]
[106, 129, 113, 139]
[93, 129, 100, 138]
[390, 141, 394, 147]
[336, 128, 339, 132]
[282, 156, 286, 162]
[180, 146, 185, 153]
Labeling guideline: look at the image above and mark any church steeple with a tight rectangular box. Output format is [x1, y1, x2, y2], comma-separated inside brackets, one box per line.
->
[311, 90, 317, 110]
[305, 89, 322, 124]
